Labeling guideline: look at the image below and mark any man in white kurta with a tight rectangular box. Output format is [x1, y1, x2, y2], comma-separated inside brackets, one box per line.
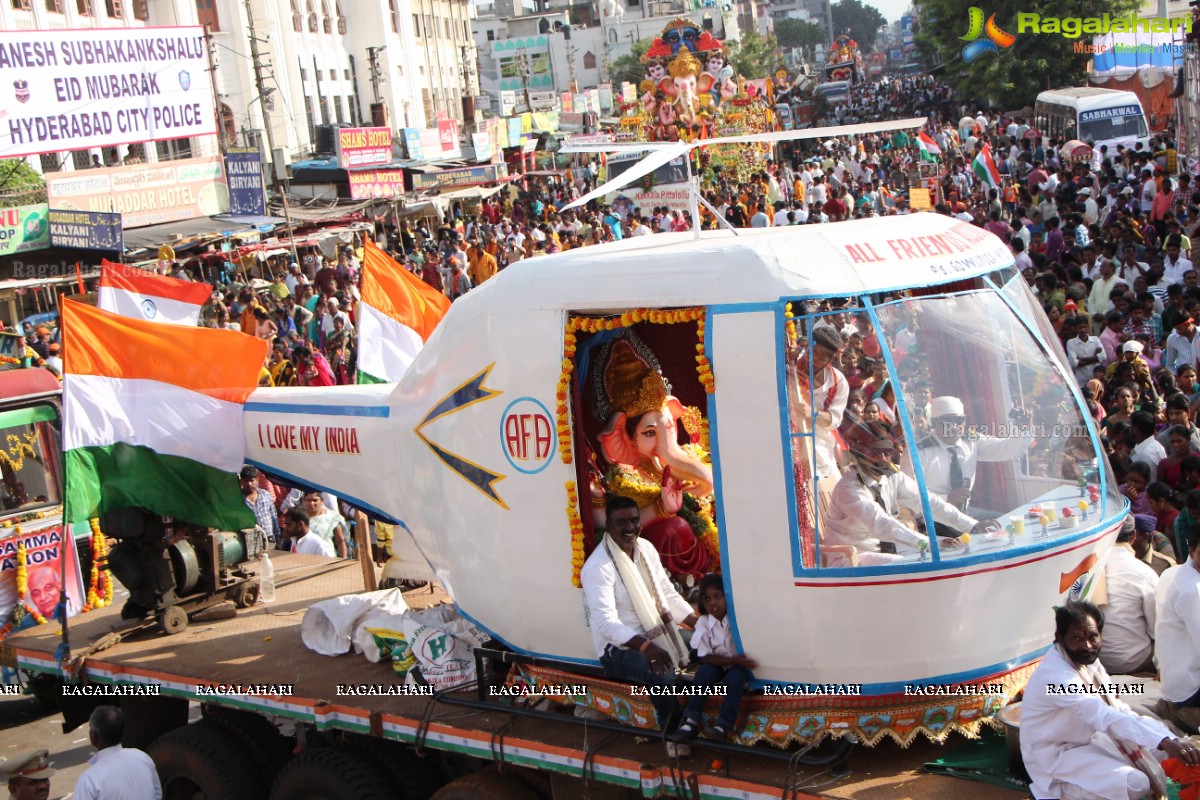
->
[1097, 519, 1158, 675]
[1021, 602, 1198, 800]
[1155, 527, 1200, 730]
[581, 498, 697, 733]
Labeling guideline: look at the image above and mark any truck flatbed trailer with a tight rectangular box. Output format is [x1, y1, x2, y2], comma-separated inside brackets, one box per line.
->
[4, 554, 1026, 800]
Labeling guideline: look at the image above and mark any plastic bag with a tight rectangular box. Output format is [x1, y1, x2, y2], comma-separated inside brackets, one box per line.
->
[402, 606, 489, 691]
[301, 588, 409, 656]
[353, 613, 415, 676]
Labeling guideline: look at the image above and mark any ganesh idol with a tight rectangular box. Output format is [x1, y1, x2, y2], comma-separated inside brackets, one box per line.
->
[591, 332, 718, 583]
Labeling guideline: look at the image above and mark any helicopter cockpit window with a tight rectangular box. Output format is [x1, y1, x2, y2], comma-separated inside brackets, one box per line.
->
[785, 301, 926, 569]
[875, 291, 1111, 557]
[783, 287, 1111, 573]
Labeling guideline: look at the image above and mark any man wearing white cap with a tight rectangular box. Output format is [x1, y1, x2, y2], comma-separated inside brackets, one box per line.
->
[1078, 186, 1099, 226]
[2, 748, 53, 800]
[917, 395, 1033, 512]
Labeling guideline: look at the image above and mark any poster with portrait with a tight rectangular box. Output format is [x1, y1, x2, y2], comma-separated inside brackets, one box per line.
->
[0, 523, 85, 627]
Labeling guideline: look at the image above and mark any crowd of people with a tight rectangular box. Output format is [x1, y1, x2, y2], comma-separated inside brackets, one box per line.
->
[6, 71, 1200, 794]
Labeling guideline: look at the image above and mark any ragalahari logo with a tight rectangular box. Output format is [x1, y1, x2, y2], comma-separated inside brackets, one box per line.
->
[960, 7, 1016, 63]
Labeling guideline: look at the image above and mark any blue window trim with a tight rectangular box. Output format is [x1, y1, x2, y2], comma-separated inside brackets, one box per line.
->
[776, 284, 1120, 579]
[985, 274, 1111, 520]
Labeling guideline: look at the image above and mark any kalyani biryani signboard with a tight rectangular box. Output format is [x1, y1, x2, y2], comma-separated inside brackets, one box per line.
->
[0, 26, 217, 158]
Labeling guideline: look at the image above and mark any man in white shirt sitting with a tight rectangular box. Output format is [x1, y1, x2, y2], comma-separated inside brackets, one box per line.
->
[1020, 601, 1199, 800]
[1155, 522, 1200, 734]
[283, 507, 336, 557]
[581, 497, 698, 749]
[1097, 516, 1159, 675]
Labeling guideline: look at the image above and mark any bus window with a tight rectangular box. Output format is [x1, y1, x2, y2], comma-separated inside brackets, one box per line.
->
[1080, 111, 1148, 144]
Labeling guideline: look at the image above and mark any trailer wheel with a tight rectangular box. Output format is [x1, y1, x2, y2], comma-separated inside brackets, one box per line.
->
[24, 672, 61, 709]
[431, 772, 541, 800]
[232, 579, 260, 609]
[159, 606, 188, 635]
[148, 720, 264, 800]
[204, 707, 294, 785]
[347, 736, 444, 799]
[270, 747, 393, 800]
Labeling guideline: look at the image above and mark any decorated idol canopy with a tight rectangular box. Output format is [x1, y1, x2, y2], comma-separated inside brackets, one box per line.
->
[620, 18, 776, 158]
[245, 213, 1122, 742]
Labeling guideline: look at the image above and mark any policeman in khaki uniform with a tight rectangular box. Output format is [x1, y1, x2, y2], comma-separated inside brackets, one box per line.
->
[2, 748, 54, 800]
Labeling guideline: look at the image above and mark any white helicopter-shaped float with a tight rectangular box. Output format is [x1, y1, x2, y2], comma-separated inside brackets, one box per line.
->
[243, 119, 1123, 747]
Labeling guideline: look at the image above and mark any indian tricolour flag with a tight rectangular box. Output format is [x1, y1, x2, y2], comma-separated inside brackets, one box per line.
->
[97, 260, 213, 326]
[972, 143, 1001, 190]
[62, 300, 267, 531]
[357, 238, 451, 384]
[917, 131, 941, 163]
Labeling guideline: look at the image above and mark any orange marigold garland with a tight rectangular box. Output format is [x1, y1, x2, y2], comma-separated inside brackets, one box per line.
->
[563, 308, 719, 584]
[82, 518, 112, 612]
[566, 481, 586, 588]
[556, 319, 578, 465]
[695, 316, 714, 394]
[14, 532, 46, 625]
[785, 302, 797, 345]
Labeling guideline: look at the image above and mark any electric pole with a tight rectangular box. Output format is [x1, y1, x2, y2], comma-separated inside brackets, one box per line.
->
[244, 0, 299, 266]
[518, 44, 532, 113]
[366, 46, 385, 105]
[204, 24, 225, 155]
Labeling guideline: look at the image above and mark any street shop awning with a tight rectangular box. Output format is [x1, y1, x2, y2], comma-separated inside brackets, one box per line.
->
[439, 184, 507, 202]
[122, 216, 274, 253]
[0, 270, 100, 291]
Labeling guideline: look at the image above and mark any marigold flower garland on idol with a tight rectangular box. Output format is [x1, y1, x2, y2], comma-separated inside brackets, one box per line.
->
[559, 308, 717, 583]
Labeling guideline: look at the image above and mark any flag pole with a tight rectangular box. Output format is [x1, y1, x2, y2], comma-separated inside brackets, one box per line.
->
[57, 301, 73, 675]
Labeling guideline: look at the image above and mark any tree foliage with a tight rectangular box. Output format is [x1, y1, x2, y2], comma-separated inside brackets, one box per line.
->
[912, 0, 1140, 109]
[0, 159, 46, 207]
[726, 30, 779, 78]
[832, 0, 886, 54]
[609, 39, 653, 85]
[775, 18, 826, 50]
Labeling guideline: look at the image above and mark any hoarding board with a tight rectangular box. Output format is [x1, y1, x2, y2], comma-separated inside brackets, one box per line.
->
[347, 169, 406, 200]
[48, 209, 123, 251]
[46, 156, 228, 229]
[335, 126, 392, 169]
[0, 205, 50, 256]
[224, 148, 266, 216]
[0, 26, 217, 158]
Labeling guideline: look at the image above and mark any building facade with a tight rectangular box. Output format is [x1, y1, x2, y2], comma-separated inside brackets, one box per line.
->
[3, 0, 479, 180]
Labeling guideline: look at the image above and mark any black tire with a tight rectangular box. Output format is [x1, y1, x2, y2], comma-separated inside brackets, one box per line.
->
[270, 747, 393, 800]
[347, 735, 444, 800]
[148, 720, 264, 800]
[24, 673, 61, 710]
[203, 707, 295, 786]
[430, 772, 541, 800]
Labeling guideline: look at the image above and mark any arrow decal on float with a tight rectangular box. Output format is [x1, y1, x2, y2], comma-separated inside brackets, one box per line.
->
[415, 364, 508, 509]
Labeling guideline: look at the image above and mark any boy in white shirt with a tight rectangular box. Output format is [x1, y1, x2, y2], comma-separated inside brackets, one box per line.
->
[672, 575, 756, 742]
